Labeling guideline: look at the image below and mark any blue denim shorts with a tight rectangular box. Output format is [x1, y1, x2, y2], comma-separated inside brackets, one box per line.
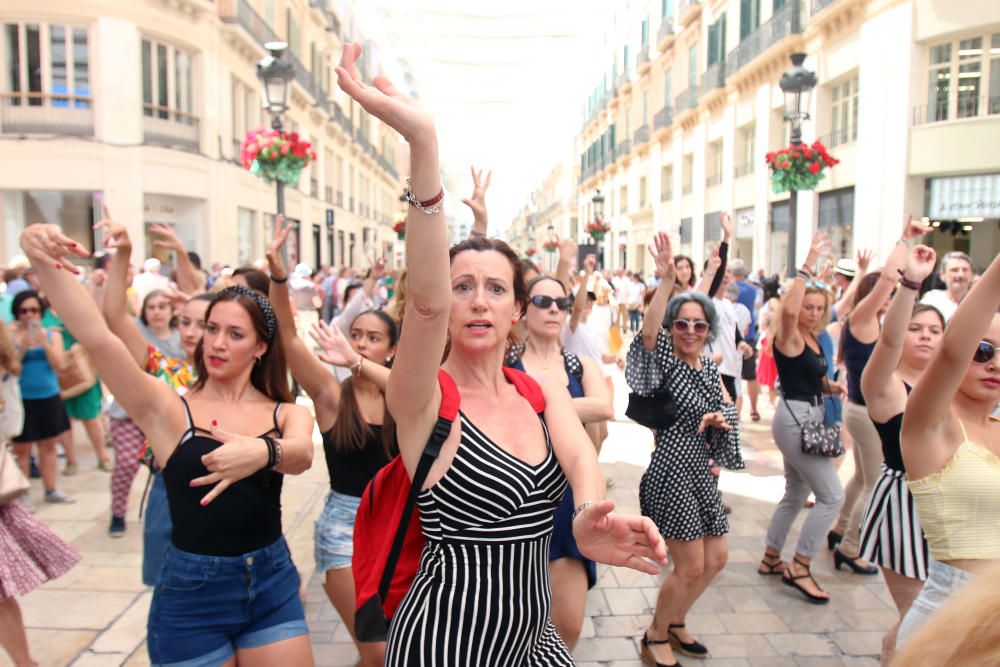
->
[314, 490, 361, 573]
[142, 472, 171, 587]
[897, 559, 976, 648]
[147, 538, 308, 666]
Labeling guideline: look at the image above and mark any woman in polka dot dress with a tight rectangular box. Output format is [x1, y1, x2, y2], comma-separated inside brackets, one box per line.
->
[626, 233, 744, 666]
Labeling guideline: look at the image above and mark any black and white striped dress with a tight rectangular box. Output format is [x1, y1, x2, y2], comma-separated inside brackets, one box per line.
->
[859, 393, 929, 581]
[385, 411, 575, 666]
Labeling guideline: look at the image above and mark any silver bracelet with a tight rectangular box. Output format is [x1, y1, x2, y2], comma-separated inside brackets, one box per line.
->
[572, 500, 596, 520]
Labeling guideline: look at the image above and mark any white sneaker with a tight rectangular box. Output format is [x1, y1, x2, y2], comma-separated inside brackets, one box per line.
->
[44, 489, 76, 504]
[16, 493, 34, 511]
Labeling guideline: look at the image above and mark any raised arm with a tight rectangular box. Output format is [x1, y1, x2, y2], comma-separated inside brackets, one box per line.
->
[95, 220, 153, 367]
[361, 255, 387, 306]
[706, 213, 733, 298]
[335, 43, 447, 474]
[20, 225, 183, 458]
[903, 249, 1000, 470]
[832, 249, 871, 321]
[861, 245, 937, 422]
[570, 253, 596, 333]
[555, 237, 577, 291]
[266, 215, 341, 431]
[149, 223, 203, 295]
[775, 232, 830, 356]
[695, 248, 722, 295]
[641, 233, 676, 350]
[461, 165, 491, 238]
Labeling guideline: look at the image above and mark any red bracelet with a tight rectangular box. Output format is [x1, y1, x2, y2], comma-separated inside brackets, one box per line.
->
[405, 178, 444, 215]
[897, 269, 922, 291]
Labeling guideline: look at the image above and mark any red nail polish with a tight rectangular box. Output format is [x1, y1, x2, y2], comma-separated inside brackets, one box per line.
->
[189, 480, 195, 487]
[55, 263, 62, 269]
[200, 498, 207, 506]
[211, 419, 218, 427]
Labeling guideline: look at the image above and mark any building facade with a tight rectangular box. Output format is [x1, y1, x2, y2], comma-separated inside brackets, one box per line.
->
[506, 161, 580, 271]
[575, 0, 1000, 278]
[1, 0, 405, 272]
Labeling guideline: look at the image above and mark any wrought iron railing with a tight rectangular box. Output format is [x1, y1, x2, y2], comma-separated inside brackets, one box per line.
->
[335, 191, 343, 207]
[657, 18, 675, 45]
[734, 161, 755, 177]
[310, 178, 318, 198]
[811, 0, 839, 14]
[142, 105, 200, 151]
[633, 125, 650, 145]
[678, 0, 701, 23]
[0, 93, 93, 136]
[661, 188, 673, 202]
[637, 49, 651, 69]
[700, 61, 725, 97]
[816, 125, 856, 148]
[222, 0, 281, 50]
[653, 106, 673, 131]
[725, 1, 803, 76]
[616, 140, 632, 158]
[674, 88, 698, 112]
[617, 72, 631, 89]
[706, 173, 722, 187]
[325, 186, 333, 203]
[911, 95, 1000, 125]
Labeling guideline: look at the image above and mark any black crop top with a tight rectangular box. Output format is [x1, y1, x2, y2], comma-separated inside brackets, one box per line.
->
[871, 383, 911, 472]
[773, 337, 827, 400]
[162, 397, 284, 557]
[322, 424, 392, 497]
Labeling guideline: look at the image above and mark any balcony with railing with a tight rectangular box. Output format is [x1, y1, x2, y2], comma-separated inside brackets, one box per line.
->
[678, 0, 702, 26]
[661, 187, 673, 202]
[616, 140, 632, 159]
[734, 160, 755, 178]
[633, 124, 650, 147]
[706, 172, 722, 187]
[219, 0, 280, 52]
[310, 177, 318, 198]
[816, 124, 857, 148]
[637, 48, 652, 74]
[725, 0, 803, 78]
[325, 186, 333, 203]
[335, 191, 343, 207]
[811, 0, 840, 15]
[0, 93, 94, 136]
[912, 95, 1000, 126]
[657, 18, 675, 51]
[142, 105, 200, 151]
[617, 72, 632, 91]
[333, 104, 353, 134]
[653, 106, 673, 132]
[674, 88, 698, 114]
[700, 61, 725, 98]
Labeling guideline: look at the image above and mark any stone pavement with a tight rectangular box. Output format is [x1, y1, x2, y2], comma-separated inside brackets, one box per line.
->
[4, 368, 892, 667]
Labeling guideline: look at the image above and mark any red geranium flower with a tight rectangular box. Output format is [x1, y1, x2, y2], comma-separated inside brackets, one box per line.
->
[780, 161, 791, 169]
[808, 161, 821, 174]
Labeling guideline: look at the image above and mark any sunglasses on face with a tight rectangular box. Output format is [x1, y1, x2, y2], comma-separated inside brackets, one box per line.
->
[529, 295, 573, 311]
[672, 318, 710, 335]
[973, 340, 998, 365]
[17, 307, 41, 316]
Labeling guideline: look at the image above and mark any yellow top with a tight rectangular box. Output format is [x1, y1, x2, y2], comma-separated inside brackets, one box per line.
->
[907, 419, 1000, 562]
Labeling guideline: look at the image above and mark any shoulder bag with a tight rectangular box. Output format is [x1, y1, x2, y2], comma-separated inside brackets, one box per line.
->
[58, 343, 97, 399]
[786, 399, 843, 457]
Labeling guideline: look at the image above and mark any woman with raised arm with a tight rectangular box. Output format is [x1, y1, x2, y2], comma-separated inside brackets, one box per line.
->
[895, 250, 1000, 647]
[267, 215, 394, 666]
[462, 165, 491, 238]
[857, 244, 941, 663]
[830, 218, 930, 573]
[20, 224, 316, 666]
[505, 273, 613, 650]
[334, 42, 666, 665]
[626, 232, 744, 667]
[759, 231, 847, 605]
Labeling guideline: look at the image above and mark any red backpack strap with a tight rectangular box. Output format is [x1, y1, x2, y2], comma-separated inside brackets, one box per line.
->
[436, 369, 460, 421]
[502, 366, 546, 414]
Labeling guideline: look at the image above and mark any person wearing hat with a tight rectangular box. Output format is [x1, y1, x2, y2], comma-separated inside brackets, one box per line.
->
[834, 258, 857, 291]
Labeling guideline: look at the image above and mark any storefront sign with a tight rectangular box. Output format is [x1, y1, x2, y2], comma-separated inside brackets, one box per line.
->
[735, 207, 754, 239]
[927, 174, 1000, 218]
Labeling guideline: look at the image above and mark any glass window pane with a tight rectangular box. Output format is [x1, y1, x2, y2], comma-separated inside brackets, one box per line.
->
[930, 44, 951, 65]
[929, 66, 950, 121]
[958, 37, 982, 58]
[142, 39, 152, 113]
[957, 60, 981, 118]
[50, 26, 67, 105]
[73, 27, 89, 107]
[26, 24, 40, 105]
[157, 43, 167, 119]
[991, 52, 1000, 114]
[6, 24, 21, 103]
[688, 44, 697, 87]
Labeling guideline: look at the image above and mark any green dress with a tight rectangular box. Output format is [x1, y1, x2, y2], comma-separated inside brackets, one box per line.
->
[42, 311, 103, 420]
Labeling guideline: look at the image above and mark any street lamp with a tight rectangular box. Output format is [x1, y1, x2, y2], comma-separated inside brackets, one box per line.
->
[591, 189, 606, 268]
[546, 223, 555, 271]
[257, 42, 294, 218]
[779, 53, 817, 278]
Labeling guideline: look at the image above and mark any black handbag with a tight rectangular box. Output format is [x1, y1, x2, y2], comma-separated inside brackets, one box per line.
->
[626, 389, 678, 430]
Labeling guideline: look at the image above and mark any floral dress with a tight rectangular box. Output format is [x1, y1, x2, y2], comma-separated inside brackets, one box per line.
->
[626, 330, 744, 541]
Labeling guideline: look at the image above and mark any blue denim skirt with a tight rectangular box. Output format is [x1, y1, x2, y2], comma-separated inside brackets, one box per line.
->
[147, 537, 308, 666]
[314, 490, 361, 573]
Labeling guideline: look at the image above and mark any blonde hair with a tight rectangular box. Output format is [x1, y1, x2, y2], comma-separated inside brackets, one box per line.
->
[386, 269, 408, 324]
[774, 279, 833, 335]
[0, 324, 21, 376]
[893, 561, 1000, 667]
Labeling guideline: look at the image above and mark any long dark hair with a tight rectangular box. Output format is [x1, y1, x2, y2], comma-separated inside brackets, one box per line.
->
[191, 290, 292, 403]
[331, 309, 399, 458]
[11, 290, 45, 319]
[674, 255, 696, 287]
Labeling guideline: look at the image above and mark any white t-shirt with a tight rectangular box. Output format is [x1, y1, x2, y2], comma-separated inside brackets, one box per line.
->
[919, 289, 960, 322]
[626, 280, 645, 308]
[562, 320, 602, 363]
[708, 297, 741, 378]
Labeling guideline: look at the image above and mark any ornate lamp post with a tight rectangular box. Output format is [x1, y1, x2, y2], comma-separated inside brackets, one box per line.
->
[591, 189, 606, 268]
[779, 53, 817, 277]
[257, 42, 294, 218]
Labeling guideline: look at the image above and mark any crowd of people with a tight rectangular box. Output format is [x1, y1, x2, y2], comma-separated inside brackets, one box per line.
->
[1, 42, 998, 667]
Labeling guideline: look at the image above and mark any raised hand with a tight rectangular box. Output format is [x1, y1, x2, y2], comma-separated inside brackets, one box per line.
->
[706, 249, 722, 274]
[20, 224, 90, 274]
[190, 423, 271, 506]
[559, 237, 578, 264]
[856, 248, 874, 274]
[573, 499, 668, 574]
[309, 320, 359, 368]
[461, 165, 491, 221]
[902, 215, 932, 241]
[647, 232, 674, 276]
[370, 255, 387, 281]
[904, 244, 937, 283]
[149, 224, 185, 254]
[805, 231, 831, 270]
[583, 252, 597, 275]
[335, 43, 435, 143]
[818, 260, 835, 285]
[266, 214, 293, 280]
[698, 411, 732, 434]
[720, 211, 734, 242]
[93, 219, 132, 251]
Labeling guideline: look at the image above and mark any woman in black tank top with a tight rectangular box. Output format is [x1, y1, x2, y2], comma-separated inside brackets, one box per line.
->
[21, 224, 317, 667]
[267, 220, 396, 667]
[858, 243, 943, 663]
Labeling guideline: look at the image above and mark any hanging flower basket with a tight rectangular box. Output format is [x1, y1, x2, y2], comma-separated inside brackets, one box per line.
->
[585, 220, 611, 242]
[543, 240, 559, 253]
[765, 141, 839, 194]
[525, 248, 538, 257]
[393, 219, 406, 240]
[241, 128, 316, 186]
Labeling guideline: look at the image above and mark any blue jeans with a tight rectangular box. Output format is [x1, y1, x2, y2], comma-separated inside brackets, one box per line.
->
[142, 472, 171, 587]
[147, 538, 308, 666]
[897, 560, 976, 648]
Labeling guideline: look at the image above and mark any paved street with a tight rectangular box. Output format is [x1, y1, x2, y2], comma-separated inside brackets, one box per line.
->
[4, 365, 891, 667]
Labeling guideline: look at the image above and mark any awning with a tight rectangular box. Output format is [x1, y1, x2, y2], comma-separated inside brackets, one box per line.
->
[927, 174, 1000, 219]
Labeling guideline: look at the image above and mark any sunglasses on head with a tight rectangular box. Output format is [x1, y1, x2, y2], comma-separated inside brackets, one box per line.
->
[529, 295, 573, 311]
[672, 318, 710, 335]
[973, 340, 998, 365]
[806, 280, 828, 290]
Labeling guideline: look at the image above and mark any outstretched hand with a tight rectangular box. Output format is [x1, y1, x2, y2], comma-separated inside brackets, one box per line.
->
[335, 43, 435, 143]
[20, 224, 91, 274]
[805, 232, 831, 269]
[573, 499, 668, 574]
[191, 423, 270, 506]
[461, 165, 491, 221]
[904, 245, 937, 283]
[856, 249, 874, 274]
[309, 320, 359, 368]
[698, 411, 732, 433]
[266, 214, 293, 280]
[720, 211, 734, 241]
[93, 219, 132, 251]
[902, 215, 932, 241]
[648, 232, 674, 276]
[149, 224, 186, 254]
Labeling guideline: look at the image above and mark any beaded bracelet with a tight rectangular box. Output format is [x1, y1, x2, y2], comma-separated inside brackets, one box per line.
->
[572, 500, 595, 520]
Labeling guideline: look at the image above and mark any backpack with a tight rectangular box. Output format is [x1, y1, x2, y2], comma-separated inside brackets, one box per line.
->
[352, 366, 546, 643]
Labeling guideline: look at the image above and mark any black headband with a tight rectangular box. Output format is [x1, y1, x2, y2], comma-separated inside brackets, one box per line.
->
[217, 286, 277, 341]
